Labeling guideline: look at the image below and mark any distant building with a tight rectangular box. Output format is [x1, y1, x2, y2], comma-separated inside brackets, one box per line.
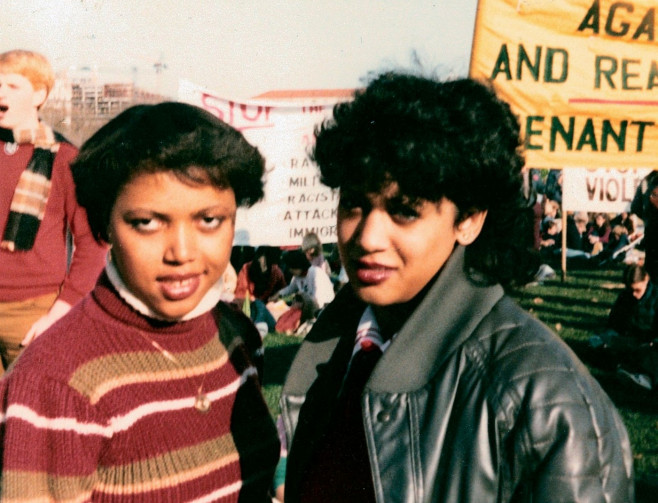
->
[42, 68, 169, 145]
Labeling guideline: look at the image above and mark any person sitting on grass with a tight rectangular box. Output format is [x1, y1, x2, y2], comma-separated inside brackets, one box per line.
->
[235, 245, 287, 336]
[593, 224, 631, 266]
[539, 217, 560, 258]
[590, 264, 658, 390]
[591, 264, 658, 351]
[587, 212, 611, 255]
[271, 249, 335, 315]
[565, 211, 593, 261]
[235, 246, 287, 303]
[301, 231, 332, 277]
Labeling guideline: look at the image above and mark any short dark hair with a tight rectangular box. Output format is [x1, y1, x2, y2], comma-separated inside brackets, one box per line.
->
[623, 264, 649, 287]
[284, 249, 311, 272]
[71, 102, 265, 243]
[312, 72, 538, 286]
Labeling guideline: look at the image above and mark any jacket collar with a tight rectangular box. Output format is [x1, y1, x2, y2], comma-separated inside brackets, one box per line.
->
[369, 245, 503, 392]
[283, 245, 504, 396]
[281, 277, 365, 398]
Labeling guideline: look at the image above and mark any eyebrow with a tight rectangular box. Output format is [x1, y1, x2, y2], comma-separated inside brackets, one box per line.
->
[122, 204, 234, 217]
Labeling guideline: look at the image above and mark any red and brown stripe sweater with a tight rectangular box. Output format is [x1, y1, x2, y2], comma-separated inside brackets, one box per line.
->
[0, 275, 279, 502]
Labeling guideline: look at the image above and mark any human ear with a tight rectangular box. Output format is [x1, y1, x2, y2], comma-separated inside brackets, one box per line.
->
[32, 88, 48, 109]
[456, 210, 488, 245]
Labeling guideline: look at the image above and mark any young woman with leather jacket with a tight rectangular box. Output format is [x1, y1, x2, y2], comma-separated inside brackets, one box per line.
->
[279, 73, 634, 503]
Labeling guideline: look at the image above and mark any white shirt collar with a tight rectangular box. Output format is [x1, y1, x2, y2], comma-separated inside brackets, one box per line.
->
[352, 305, 392, 358]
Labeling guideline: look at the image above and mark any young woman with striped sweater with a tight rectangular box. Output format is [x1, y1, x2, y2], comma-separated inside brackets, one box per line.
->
[0, 102, 279, 501]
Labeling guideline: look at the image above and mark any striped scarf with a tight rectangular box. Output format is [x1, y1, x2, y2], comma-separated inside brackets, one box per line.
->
[1, 123, 60, 252]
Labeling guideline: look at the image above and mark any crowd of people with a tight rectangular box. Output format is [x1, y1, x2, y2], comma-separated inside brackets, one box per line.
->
[526, 167, 658, 393]
[0, 49, 638, 502]
[527, 169, 643, 274]
[228, 236, 338, 338]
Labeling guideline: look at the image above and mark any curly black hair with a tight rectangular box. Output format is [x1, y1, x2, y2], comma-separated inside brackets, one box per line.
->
[71, 101, 265, 243]
[312, 72, 538, 287]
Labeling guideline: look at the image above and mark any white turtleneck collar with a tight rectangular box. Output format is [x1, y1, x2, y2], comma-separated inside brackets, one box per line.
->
[105, 260, 224, 322]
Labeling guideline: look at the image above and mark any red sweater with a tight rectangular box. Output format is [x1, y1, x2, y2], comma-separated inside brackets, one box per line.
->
[235, 262, 287, 302]
[0, 275, 279, 501]
[0, 136, 107, 304]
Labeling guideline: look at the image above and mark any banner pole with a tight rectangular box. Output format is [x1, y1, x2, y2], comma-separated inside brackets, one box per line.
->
[561, 209, 567, 282]
[468, 0, 485, 77]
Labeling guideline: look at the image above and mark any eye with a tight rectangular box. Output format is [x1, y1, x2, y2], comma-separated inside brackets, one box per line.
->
[388, 200, 421, 223]
[128, 218, 162, 232]
[198, 215, 224, 231]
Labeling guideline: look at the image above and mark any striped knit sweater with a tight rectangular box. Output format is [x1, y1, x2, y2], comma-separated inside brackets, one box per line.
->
[0, 275, 279, 502]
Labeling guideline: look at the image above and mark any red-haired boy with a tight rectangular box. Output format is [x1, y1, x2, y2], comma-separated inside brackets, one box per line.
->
[0, 50, 107, 372]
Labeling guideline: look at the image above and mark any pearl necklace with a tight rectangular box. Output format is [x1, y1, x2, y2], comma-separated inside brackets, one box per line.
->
[134, 330, 212, 413]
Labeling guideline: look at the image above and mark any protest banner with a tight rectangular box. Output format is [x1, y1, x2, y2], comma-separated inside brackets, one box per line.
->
[562, 167, 651, 212]
[470, 0, 658, 169]
[178, 79, 348, 247]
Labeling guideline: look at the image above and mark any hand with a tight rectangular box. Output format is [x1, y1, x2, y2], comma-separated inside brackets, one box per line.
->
[21, 300, 72, 347]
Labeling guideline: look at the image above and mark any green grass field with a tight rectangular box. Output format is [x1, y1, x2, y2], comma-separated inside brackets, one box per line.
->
[262, 263, 658, 500]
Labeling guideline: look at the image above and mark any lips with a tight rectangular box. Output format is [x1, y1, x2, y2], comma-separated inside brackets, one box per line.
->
[354, 261, 395, 285]
[157, 274, 201, 301]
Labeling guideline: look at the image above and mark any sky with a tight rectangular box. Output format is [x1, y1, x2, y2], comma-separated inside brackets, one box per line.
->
[2, 0, 479, 99]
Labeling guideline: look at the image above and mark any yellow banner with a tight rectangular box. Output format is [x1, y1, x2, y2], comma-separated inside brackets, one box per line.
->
[470, 0, 658, 169]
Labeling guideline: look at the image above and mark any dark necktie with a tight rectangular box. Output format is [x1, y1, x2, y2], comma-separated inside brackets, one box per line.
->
[341, 339, 383, 409]
[299, 339, 383, 502]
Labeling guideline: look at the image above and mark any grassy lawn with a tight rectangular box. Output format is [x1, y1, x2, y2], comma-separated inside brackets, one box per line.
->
[262, 263, 657, 500]
[513, 264, 658, 501]
[262, 331, 303, 417]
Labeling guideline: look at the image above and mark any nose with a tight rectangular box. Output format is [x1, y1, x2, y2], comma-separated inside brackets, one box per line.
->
[355, 208, 390, 252]
[164, 224, 197, 264]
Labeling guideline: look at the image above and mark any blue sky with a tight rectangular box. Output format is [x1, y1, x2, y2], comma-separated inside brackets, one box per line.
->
[3, 0, 478, 98]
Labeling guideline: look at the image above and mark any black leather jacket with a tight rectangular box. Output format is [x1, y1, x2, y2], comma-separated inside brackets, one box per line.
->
[280, 247, 634, 502]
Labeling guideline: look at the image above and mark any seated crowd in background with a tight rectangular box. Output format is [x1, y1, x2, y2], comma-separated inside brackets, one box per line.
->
[559, 211, 639, 267]
[528, 168, 644, 273]
[227, 233, 340, 337]
[233, 246, 287, 337]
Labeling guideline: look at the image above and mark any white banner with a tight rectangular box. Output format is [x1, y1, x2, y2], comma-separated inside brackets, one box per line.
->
[562, 167, 651, 213]
[178, 79, 346, 247]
